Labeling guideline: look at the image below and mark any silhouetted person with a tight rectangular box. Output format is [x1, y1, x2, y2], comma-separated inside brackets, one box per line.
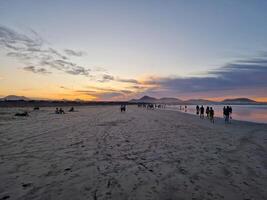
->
[209, 107, 214, 123]
[69, 107, 74, 112]
[206, 106, 210, 118]
[59, 108, 65, 114]
[223, 106, 229, 124]
[229, 106, 233, 122]
[200, 105, 204, 119]
[196, 105, 200, 115]
[15, 111, 29, 117]
[120, 104, 126, 112]
[55, 108, 60, 114]
[185, 105, 187, 112]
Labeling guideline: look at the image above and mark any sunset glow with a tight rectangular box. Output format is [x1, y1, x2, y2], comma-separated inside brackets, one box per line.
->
[1, 1, 267, 101]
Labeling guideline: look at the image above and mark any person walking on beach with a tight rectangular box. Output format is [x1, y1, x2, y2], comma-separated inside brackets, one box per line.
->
[224, 106, 230, 124]
[185, 105, 187, 112]
[209, 107, 214, 123]
[196, 105, 200, 115]
[120, 104, 126, 112]
[200, 105, 205, 119]
[229, 106, 232, 122]
[206, 106, 210, 118]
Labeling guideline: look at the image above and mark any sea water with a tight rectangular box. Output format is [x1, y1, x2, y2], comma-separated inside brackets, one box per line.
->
[167, 104, 267, 124]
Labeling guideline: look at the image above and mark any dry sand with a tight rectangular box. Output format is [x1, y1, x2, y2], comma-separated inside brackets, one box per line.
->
[0, 106, 267, 200]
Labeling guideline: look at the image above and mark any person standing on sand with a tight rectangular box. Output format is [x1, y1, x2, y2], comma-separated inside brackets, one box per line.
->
[223, 106, 226, 119]
[120, 104, 126, 112]
[200, 105, 204, 119]
[209, 107, 214, 123]
[196, 105, 200, 115]
[185, 105, 187, 112]
[229, 106, 232, 122]
[206, 106, 210, 118]
[224, 106, 229, 124]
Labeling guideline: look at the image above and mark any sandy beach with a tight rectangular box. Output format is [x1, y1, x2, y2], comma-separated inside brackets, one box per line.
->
[0, 105, 267, 200]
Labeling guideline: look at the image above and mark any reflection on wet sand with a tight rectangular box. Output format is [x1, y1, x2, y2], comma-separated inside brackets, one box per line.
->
[169, 105, 267, 124]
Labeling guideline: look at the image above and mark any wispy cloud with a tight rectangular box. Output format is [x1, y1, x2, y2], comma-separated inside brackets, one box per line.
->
[0, 25, 92, 77]
[23, 66, 51, 74]
[64, 49, 86, 57]
[73, 85, 135, 100]
[99, 74, 140, 84]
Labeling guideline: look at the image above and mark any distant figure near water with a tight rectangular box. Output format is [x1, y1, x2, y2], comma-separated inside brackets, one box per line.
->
[69, 107, 75, 112]
[196, 105, 200, 115]
[209, 107, 214, 123]
[206, 106, 210, 118]
[200, 105, 204, 119]
[224, 106, 233, 124]
[120, 104, 126, 112]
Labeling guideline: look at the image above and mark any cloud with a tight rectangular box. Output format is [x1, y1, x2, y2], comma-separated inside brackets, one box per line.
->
[23, 66, 51, 74]
[0, 25, 92, 77]
[99, 74, 139, 84]
[64, 49, 86, 57]
[140, 55, 267, 98]
[75, 86, 134, 100]
[0, 25, 43, 50]
[99, 74, 115, 82]
[116, 78, 140, 84]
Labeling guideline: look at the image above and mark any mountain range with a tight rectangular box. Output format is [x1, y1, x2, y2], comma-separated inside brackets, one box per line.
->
[0, 95, 30, 101]
[130, 96, 264, 104]
[0, 95, 265, 104]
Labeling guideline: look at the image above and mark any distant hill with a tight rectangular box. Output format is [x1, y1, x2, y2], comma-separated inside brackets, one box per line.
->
[184, 99, 216, 105]
[129, 96, 265, 105]
[0, 95, 30, 101]
[157, 97, 183, 104]
[221, 98, 257, 104]
[130, 96, 183, 104]
[130, 95, 157, 103]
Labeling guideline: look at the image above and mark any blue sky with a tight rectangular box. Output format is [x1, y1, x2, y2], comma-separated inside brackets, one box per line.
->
[1, 0, 267, 100]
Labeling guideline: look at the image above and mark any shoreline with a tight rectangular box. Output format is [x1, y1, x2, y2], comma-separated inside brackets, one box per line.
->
[1, 104, 267, 125]
[163, 107, 267, 125]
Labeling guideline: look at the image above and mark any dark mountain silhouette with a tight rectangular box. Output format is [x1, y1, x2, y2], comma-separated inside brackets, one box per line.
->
[184, 99, 216, 105]
[130, 96, 183, 104]
[0, 95, 30, 101]
[130, 96, 265, 105]
[157, 97, 183, 104]
[222, 98, 256, 103]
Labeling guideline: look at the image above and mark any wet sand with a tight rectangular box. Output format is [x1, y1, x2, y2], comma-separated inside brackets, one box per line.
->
[0, 106, 267, 200]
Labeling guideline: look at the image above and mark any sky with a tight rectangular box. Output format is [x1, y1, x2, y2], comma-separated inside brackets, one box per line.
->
[1, 0, 267, 101]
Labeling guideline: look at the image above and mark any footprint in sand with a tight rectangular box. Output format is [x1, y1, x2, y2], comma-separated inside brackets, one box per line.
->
[0, 195, 10, 200]
[22, 183, 33, 189]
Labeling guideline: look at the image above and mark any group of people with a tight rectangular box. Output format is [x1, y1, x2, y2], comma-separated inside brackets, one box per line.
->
[223, 106, 232, 124]
[137, 103, 166, 110]
[196, 105, 215, 123]
[55, 107, 76, 114]
[55, 107, 65, 114]
[195, 105, 233, 124]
